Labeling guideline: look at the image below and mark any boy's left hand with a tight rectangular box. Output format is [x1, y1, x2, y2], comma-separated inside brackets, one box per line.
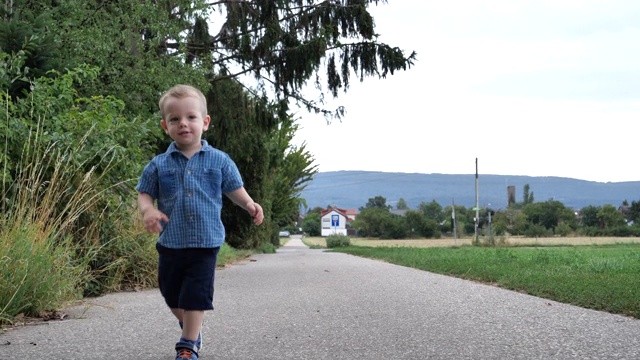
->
[247, 202, 264, 225]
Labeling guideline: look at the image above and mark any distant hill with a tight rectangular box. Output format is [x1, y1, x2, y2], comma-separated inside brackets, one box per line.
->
[300, 171, 640, 210]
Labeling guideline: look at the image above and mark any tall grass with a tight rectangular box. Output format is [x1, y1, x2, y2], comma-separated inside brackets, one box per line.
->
[0, 118, 120, 324]
[83, 210, 159, 295]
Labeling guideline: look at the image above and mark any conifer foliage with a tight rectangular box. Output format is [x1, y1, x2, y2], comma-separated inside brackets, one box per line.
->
[179, 0, 417, 117]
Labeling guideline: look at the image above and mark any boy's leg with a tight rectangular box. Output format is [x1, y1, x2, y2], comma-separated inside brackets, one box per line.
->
[175, 247, 220, 354]
[181, 310, 205, 342]
[157, 245, 204, 355]
[171, 308, 184, 322]
[174, 309, 203, 352]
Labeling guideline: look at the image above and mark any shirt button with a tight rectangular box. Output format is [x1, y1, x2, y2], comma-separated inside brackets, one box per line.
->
[187, 192, 192, 197]
[187, 170, 192, 175]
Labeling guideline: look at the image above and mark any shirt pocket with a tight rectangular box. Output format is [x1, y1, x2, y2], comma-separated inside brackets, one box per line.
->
[198, 168, 222, 197]
[158, 169, 178, 200]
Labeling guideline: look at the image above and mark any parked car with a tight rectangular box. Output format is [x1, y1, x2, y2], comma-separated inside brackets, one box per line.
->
[278, 230, 290, 237]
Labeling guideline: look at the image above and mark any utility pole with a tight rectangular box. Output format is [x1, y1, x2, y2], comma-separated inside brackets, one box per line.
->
[474, 158, 480, 246]
[452, 198, 458, 246]
[488, 208, 493, 246]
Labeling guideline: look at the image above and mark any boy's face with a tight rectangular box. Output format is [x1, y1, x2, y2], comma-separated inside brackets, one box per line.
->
[160, 96, 210, 152]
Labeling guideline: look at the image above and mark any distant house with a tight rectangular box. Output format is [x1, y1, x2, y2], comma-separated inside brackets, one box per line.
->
[345, 208, 358, 221]
[320, 207, 350, 236]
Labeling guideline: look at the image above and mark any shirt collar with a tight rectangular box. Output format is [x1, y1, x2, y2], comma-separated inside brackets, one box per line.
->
[165, 140, 213, 154]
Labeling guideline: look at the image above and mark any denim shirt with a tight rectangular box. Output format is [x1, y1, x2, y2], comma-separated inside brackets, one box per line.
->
[136, 140, 243, 249]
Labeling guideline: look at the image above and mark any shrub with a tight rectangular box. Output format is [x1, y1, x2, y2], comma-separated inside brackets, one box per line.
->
[604, 226, 633, 237]
[555, 223, 573, 237]
[383, 215, 408, 239]
[493, 221, 507, 236]
[326, 234, 351, 248]
[258, 242, 277, 254]
[524, 224, 551, 237]
[463, 221, 475, 235]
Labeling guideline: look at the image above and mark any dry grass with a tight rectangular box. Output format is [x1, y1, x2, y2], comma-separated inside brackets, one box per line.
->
[303, 236, 640, 248]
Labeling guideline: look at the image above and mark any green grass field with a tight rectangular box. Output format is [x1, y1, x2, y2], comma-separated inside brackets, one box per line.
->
[328, 243, 640, 319]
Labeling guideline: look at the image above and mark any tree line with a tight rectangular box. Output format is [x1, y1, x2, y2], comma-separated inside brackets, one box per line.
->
[300, 186, 640, 239]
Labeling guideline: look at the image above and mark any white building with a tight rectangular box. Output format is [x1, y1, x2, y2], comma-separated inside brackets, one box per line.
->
[320, 208, 348, 236]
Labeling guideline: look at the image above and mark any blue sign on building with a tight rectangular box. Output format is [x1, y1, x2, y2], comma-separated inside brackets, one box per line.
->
[331, 214, 340, 227]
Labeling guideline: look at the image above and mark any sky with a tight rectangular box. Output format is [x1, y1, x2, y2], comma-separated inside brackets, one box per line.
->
[291, 0, 640, 183]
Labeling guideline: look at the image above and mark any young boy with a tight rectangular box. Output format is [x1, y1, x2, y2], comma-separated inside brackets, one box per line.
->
[136, 84, 264, 360]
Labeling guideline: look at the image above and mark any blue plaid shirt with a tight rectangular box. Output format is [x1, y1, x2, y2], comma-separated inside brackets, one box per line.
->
[136, 140, 243, 249]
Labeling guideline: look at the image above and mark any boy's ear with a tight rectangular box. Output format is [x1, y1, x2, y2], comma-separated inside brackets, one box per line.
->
[160, 119, 169, 133]
[203, 115, 211, 130]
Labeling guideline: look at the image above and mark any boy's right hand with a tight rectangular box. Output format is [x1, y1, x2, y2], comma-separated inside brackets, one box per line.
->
[142, 208, 169, 234]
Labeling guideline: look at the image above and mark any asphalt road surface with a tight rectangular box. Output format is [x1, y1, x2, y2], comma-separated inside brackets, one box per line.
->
[2, 236, 639, 359]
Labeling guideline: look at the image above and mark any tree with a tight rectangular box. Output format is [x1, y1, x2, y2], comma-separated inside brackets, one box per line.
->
[197, 0, 417, 119]
[383, 214, 407, 239]
[301, 210, 321, 236]
[9, 0, 415, 120]
[5, 0, 212, 115]
[523, 200, 575, 233]
[396, 198, 409, 210]
[206, 77, 317, 248]
[405, 210, 440, 238]
[443, 205, 470, 235]
[0, 11, 63, 100]
[579, 205, 600, 228]
[351, 207, 391, 238]
[491, 210, 509, 236]
[419, 200, 444, 223]
[626, 200, 640, 223]
[597, 205, 626, 229]
[507, 186, 516, 207]
[508, 210, 529, 235]
[405, 210, 426, 237]
[523, 184, 534, 205]
[267, 123, 318, 230]
[362, 195, 391, 210]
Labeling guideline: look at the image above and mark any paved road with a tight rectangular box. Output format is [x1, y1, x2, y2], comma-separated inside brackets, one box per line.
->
[2, 236, 639, 359]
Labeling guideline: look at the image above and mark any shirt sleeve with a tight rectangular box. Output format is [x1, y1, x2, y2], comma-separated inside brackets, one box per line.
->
[135, 160, 159, 199]
[221, 156, 244, 193]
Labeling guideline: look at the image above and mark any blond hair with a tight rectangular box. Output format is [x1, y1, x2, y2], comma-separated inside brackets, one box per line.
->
[158, 84, 207, 118]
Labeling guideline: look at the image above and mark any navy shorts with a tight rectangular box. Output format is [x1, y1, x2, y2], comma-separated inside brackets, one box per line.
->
[156, 243, 220, 311]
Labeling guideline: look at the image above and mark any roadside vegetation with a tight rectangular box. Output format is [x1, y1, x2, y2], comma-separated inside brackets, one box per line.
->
[1, 2, 415, 325]
[330, 243, 640, 319]
[302, 233, 640, 319]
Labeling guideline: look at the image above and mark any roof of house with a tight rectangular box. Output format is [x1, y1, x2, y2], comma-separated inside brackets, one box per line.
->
[321, 207, 349, 218]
